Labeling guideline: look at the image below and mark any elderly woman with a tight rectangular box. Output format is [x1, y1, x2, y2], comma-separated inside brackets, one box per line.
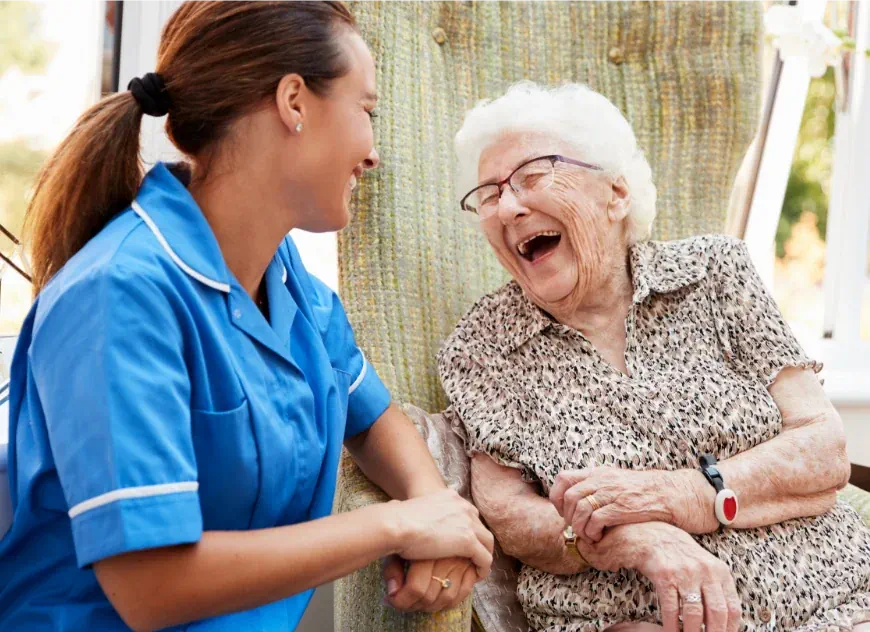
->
[438, 82, 870, 632]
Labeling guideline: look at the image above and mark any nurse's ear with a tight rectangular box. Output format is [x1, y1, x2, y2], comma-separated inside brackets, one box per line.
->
[275, 74, 307, 135]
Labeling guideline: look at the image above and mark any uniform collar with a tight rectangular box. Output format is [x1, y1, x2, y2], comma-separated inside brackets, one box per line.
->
[494, 239, 709, 356]
[132, 162, 232, 293]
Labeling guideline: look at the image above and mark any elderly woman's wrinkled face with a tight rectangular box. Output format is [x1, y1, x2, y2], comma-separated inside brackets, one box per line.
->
[477, 131, 630, 313]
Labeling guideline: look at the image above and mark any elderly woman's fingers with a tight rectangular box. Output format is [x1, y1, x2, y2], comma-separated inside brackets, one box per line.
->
[679, 588, 705, 632]
[562, 480, 601, 529]
[723, 572, 742, 632]
[701, 582, 728, 632]
[569, 501, 594, 544]
[583, 504, 623, 542]
[656, 583, 681, 632]
[549, 469, 590, 515]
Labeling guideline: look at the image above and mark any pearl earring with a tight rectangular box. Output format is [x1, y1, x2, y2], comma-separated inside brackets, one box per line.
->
[295, 123, 303, 133]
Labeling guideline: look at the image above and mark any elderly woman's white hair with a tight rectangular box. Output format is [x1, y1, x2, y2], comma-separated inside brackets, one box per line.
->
[454, 81, 657, 244]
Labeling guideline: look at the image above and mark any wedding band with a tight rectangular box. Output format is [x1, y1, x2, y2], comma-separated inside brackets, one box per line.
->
[682, 592, 702, 604]
[586, 494, 602, 511]
[432, 576, 452, 589]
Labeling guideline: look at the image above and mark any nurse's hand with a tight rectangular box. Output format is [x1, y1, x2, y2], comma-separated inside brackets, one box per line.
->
[387, 489, 494, 578]
[382, 555, 477, 612]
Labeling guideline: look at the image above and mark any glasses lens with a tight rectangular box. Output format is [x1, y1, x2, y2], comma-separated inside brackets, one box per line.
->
[464, 185, 501, 215]
[511, 158, 554, 194]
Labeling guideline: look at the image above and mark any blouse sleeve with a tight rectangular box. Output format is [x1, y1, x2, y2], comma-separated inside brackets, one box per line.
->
[438, 338, 536, 482]
[710, 236, 821, 387]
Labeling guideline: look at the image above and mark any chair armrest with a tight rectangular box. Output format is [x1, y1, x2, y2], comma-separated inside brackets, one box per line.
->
[333, 451, 473, 632]
[840, 483, 870, 526]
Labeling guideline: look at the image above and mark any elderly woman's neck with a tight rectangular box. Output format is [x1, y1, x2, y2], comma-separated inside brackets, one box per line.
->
[552, 254, 634, 337]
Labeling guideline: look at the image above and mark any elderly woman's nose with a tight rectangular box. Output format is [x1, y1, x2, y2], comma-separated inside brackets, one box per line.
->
[496, 188, 530, 224]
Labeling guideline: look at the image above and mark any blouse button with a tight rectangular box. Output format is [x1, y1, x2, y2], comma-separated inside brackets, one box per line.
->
[759, 608, 772, 623]
[233, 309, 242, 320]
[678, 440, 690, 452]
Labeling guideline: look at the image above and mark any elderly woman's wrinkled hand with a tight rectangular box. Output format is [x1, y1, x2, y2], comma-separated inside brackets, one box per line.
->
[630, 523, 742, 632]
[550, 466, 693, 544]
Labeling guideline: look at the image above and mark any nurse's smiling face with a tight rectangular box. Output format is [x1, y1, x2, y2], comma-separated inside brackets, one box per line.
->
[276, 29, 380, 233]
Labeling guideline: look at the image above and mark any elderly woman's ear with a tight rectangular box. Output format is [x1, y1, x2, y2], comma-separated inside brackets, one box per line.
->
[607, 175, 631, 223]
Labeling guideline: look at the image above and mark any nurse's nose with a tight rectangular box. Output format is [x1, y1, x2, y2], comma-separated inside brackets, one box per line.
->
[363, 147, 380, 170]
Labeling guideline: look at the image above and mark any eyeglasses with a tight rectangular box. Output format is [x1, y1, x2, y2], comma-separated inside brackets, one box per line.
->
[460, 154, 603, 218]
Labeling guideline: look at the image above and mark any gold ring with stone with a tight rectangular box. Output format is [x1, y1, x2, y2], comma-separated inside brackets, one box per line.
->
[586, 494, 602, 511]
[432, 576, 452, 589]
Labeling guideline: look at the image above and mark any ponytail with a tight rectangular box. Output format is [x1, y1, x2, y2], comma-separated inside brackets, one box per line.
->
[25, 92, 143, 294]
[25, 1, 356, 295]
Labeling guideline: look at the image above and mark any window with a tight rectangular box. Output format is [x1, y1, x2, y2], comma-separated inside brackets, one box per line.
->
[0, 1, 119, 344]
[745, 0, 870, 404]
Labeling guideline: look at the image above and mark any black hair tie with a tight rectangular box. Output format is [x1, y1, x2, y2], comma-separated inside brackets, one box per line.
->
[127, 72, 171, 117]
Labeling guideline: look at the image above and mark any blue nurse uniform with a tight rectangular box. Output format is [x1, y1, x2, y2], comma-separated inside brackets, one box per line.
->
[0, 162, 391, 630]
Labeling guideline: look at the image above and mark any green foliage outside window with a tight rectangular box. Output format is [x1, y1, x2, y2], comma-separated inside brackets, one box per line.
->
[776, 68, 836, 258]
[0, 1, 53, 245]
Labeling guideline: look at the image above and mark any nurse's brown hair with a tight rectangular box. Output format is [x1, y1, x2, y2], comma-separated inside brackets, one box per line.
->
[24, 1, 356, 294]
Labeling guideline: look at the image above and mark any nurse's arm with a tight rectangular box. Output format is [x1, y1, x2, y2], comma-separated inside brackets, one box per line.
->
[94, 488, 492, 632]
[344, 402, 447, 499]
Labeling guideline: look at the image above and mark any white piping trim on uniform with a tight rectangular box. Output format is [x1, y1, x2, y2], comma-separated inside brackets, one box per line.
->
[281, 263, 288, 284]
[348, 354, 368, 394]
[68, 481, 199, 519]
[132, 200, 231, 293]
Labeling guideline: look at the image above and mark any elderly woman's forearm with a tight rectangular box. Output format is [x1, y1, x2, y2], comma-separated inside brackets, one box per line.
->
[670, 368, 852, 532]
[475, 485, 587, 574]
[470, 455, 588, 575]
[719, 417, 847, 519]
[673, 413, 849, 533]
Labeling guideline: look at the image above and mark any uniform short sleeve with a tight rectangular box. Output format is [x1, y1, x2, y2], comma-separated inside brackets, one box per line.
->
[438, 340, 535, 482]
[305, 273, 391, 439]
[30, 266, 202, 568]
[711, 237, 821, 387]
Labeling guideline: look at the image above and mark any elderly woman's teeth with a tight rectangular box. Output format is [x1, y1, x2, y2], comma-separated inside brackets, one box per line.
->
[517, 231, 562, 259]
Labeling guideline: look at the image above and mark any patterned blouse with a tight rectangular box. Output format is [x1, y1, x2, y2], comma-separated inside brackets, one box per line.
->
[438, 235, 870, 632]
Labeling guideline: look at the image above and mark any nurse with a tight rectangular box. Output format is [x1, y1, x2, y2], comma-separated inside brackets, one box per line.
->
[0, 2, 493, 630]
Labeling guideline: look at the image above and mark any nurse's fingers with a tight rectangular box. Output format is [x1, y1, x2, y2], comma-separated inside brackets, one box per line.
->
[434, 564, 476, 612]
[471, 517, 495, 554]
[423, 563, 464, 612]
[381, 554, 405, 599]
[468, 536, 493, 579]
[457, 565, 478, 603]
[387, 559, 435, 612]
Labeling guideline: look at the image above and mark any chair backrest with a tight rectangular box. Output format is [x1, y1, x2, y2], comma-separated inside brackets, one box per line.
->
[335, 3, 762, 631]
[339, 0, 762, 412]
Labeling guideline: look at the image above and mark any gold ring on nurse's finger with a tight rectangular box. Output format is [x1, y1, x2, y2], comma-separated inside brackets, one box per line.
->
[432, 576, 452, 589]
[586, 494, 602, 511]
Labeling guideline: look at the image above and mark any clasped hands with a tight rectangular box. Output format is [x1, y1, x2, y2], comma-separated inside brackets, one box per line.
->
[549, 465, 703, 544]
[549, 466, 742, 632]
